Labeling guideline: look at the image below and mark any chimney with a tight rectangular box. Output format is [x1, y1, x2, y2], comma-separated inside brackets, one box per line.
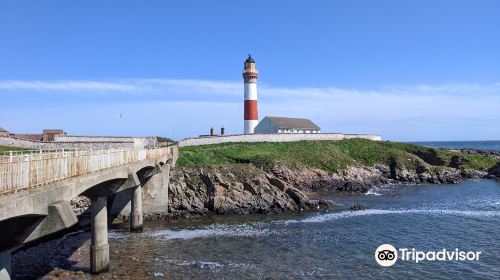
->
[210, 127, 214, 136]
[221, 127, 225, 135]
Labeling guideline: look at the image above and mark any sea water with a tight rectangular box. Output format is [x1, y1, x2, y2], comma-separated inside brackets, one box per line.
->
[101, 179, 500, 279]
[411, 140, 500, 151]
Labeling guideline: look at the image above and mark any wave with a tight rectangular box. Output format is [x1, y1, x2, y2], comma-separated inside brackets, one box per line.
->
[295, 209, 500, 223]
[108, 231, 131, 240]
[129, 209, 500, 241]
[365, 187, 383, 196]
[466, 198, 500, 208]
[163, 259, 224, 269]
[160, 257, 256, 270]
[145, 223, 275, 240]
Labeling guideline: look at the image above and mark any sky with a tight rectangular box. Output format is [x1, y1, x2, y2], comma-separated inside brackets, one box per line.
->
[1, 0, 499, 141]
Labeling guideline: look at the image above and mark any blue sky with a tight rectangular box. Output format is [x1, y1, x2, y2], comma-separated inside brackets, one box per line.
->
[1, 0, 499, 141]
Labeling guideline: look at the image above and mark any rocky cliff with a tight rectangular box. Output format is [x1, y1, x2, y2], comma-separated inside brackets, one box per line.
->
[167, 165, 328, 217]
[166, 158, 497, 217]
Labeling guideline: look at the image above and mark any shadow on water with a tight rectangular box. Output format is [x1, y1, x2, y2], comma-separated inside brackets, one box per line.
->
[11, 186, 142, 279]
[11, 225, 91, 279]
[11, 216, 127, 278]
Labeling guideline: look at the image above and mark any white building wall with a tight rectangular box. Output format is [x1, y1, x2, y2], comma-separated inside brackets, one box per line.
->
[179, 133, 382, 147]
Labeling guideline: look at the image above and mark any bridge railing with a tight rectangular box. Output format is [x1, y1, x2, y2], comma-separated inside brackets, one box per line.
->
[0, 147, 171, 195]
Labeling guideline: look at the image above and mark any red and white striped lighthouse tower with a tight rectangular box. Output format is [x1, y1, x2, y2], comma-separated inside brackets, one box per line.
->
[243, 55, 259, 134]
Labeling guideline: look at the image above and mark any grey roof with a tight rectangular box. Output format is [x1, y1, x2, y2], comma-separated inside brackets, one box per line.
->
[0, 126, 8, 132]
[43, 129, 64, 133]
[266, 116, 320, 130]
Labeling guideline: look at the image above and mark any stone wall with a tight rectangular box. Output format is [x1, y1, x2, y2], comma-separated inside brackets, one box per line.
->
[178, 133, 382, 147]
[54, 135, 157, 148]
[0, 136, 157, 150]
[9, 134, 43, 141]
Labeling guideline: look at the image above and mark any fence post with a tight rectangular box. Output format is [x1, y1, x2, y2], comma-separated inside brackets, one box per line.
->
[9, 151, 13, 163]
[24, 154, 30, 189]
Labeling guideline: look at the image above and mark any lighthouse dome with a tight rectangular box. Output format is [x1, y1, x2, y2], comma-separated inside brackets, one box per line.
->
[245, 55, 255, 63]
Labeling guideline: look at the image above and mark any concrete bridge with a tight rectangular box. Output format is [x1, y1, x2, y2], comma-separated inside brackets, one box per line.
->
[0, 147, 177, 279]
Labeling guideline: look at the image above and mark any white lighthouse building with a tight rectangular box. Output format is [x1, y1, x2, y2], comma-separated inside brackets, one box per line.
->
[243, 55, 259, 134]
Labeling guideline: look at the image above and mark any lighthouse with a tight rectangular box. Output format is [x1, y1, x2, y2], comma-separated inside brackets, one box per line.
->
[243, 55, 259, 134]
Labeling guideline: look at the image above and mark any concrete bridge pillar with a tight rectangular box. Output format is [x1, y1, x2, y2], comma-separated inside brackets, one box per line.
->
[162, 163, 171, 213]
[0, 251, 11, 280]
[90, 196, 109, 274]
[130, 185, 143, 232]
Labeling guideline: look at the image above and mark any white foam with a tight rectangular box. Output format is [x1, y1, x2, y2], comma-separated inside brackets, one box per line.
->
[365, 188, 383, 196]
[108, 231, 131, 240]
[161, 258, 255, 270]
[147, 223, 274, 240]
[467, 198, 500, 207]
[297, 209, 500, 223]
[121, 209, 500, 241]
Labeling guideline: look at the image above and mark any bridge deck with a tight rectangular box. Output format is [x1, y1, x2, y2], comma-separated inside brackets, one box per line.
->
[0, 147, 171, 195]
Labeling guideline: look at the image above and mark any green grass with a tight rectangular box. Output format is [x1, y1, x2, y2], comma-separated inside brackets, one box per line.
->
[0, 145, 29, 153]
[459, 154, 498, 171]
[177, 139, 499, 173]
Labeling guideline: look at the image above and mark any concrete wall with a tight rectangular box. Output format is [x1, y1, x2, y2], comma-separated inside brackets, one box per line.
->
[178, 133, 382, 147]
[110, 164, 171, 219]
[54, 136, 157, 148]
[0, 136, 158, 150]
[9, 134, 43, 141]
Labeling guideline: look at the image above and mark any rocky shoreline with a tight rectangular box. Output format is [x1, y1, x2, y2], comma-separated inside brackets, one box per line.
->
[164, 158, 499, 218]
[67, 157, 500, 222]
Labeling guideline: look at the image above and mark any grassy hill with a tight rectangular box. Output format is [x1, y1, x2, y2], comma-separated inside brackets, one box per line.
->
[177, 139, 499, 173]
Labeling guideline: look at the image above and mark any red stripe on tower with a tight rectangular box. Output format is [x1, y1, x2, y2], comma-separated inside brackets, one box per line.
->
[244, 100, 258, 120]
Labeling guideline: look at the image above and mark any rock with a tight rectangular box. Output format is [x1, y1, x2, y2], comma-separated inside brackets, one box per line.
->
[70, 196, 91, 216]
[459, 149, 500, 159]
[265, 174, 288, 192]
[285, 186, 309, 206]
[167, 166, 315, 217]
[350, 203, 367, 211]
[488, 162, 500, 179]
[461, 169, 488, 179]
[449, 155, 469, 168]
[308, 199, 335, 210]
[413, 149, 446, 166]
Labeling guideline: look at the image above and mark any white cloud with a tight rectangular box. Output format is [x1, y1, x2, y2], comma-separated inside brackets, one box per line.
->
[1, 78, 499, 141]
[1, 78, 499, 99]
[0, 80, 143, 92]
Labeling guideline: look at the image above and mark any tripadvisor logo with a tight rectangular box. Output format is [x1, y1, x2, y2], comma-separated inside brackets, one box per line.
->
[375, 244, 482, 267]
[375, 244, 398, 267]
